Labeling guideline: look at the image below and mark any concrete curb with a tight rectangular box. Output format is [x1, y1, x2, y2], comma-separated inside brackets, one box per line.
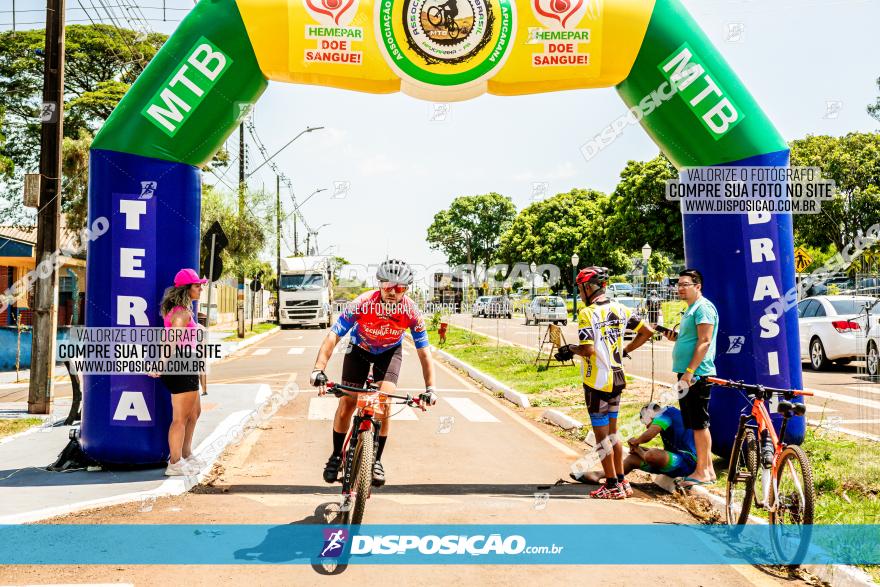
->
[0, 384, 274, 525]
[542, 409, 583, 430]
[651, 475, 875, 587]
[432, 346, 530, 408]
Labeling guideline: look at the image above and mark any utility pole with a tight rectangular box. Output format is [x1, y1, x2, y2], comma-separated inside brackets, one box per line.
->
[29, 0, 66, 415]
[293, 210, 298, 255]
[237, 122, 246, 337]
[276, 174, 281, 324]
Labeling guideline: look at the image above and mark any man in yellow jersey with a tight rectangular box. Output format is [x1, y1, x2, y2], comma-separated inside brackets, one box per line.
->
[557, 266, 655, 499]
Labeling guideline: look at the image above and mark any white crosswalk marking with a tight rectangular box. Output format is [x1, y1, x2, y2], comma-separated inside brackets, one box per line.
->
[251, 348, 271, 356]
[308, 397, 338, 420]
[444, 397, 500, 422]
[305, 396, 497, 423]
[306, 397, 420, 421]
[288, 347, 305, 355]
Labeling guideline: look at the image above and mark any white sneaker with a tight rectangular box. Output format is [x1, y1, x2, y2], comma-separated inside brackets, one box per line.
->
[185, 455, 207, 470]
[164, 459, 197, 476]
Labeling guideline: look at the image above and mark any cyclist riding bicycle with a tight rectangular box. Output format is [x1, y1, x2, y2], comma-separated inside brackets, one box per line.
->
[436, 0, 459, 24]
[310, 259, 437, 487]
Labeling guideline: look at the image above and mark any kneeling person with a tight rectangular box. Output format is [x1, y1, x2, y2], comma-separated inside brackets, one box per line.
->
[626, 403, 697, 482]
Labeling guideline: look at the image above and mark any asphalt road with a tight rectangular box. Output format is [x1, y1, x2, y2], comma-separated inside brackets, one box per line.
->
[447, 313, 880, 441]
[1, 327, 794, 585]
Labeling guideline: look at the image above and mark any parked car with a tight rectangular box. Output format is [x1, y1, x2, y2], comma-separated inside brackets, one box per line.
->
[797, 295, 876, 370]
[525, 295, 568, 325]
[471, 296, 492, 317]
[615, 296, 646, 338]
[484, 296, 513, 319]
[607, 283, 634, 298]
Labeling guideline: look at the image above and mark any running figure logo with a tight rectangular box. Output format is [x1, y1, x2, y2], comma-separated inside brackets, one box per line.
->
[320, 528, 349, 558]
[726, 335, 745, 354]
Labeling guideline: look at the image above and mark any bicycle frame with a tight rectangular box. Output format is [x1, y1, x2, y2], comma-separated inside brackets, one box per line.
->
[712, 377, 812, 514]
[327, 381, 426, 498]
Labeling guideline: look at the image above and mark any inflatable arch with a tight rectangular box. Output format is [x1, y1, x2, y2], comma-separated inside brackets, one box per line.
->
[84, 0, 803, 463]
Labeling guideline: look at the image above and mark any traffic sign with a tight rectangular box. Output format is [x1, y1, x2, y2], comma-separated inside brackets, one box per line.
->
[794, 247, 813, 272]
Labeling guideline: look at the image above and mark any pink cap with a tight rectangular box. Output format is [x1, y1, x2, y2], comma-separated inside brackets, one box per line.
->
[173, 268, 208, 288]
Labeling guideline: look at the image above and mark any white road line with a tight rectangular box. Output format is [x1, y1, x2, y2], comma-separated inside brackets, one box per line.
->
[846, 385, 880, 395]
[444, 397, 500, 422]
[251, 348, 271, 356]
[433, 355, 579, 457]
[287, 347, 305, 355]
[806, 387, 880, 411]
[387, 405, 418, 420]
[807, 420, 880, 442]
[308, 397, 338, 420]
[811, 418, 880, 424]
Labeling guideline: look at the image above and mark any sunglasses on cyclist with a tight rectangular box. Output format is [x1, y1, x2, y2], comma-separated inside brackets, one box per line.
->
[380, 283, 408, 293]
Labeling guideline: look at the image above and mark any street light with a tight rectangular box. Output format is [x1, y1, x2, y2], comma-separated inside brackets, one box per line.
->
[287, 187, 328, 254]
[642, 243, 652, 298]
[307, 223, 331, 255]
[530, 261, 537, 299]
[571, 253, 579, 321]
[247, 126, 324, 179]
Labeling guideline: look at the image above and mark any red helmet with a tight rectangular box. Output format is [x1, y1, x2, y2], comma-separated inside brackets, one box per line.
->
[576, 266, 609, 287]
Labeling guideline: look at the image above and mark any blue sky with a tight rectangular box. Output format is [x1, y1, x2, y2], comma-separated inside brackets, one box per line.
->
[4, 0, 879, 278]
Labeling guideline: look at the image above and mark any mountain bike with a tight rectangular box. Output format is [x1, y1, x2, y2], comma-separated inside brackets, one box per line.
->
[709, 377, 816, 561]
[322, 379, 431, 525]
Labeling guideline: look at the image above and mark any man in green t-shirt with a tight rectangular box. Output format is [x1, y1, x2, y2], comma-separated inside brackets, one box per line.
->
[661, 268, 718, 488]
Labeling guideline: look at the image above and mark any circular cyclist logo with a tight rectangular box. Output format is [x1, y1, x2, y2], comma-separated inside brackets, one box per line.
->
[377, 0, 515, 91]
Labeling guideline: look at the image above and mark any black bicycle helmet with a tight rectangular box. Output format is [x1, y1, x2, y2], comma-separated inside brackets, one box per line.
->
[376, 258, 414, 285]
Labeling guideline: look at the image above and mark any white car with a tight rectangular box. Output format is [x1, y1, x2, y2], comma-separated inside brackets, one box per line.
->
[607, 283, 634, 298]
[525, 296, 568, 325]
[797, 295, 876, 370]
[858, 300, 880, 376]
[614, 297, 646, 338]
[471, 296, 492, 317]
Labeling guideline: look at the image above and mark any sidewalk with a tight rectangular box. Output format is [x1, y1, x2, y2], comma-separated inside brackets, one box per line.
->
[0, 382, 271, 524]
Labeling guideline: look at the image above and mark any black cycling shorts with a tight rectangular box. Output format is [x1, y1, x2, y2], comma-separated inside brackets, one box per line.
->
[677, 373, 712, 430]
[341, 343, 403, 387]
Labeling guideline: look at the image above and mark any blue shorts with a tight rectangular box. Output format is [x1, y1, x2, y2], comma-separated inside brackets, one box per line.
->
[639, 450, 697, 479]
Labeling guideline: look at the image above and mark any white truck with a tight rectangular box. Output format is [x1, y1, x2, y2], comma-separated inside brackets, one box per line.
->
[278, 256, 334, 329]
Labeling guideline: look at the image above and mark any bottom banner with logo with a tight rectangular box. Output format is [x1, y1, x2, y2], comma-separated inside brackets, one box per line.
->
[0, 525, 877, 565]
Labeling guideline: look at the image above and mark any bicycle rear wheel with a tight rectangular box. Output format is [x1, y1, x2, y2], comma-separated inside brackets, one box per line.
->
[769, 445, 815, 563]
[726, 427, 758, 525]
[347, 430, 374, 525]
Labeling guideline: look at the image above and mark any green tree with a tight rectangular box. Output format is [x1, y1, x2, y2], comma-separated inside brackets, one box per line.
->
[0, 25, 168, 224]
[869, 77, 880, 124]
[426, 192, 517, 285]
[200, 185, 271, 282]
[60, 129, 92, 232]
[790, 133, 880, 250]
[606, 154, 683, 258]
[0, 26, 167, 168]
[497, 189, 631, 293]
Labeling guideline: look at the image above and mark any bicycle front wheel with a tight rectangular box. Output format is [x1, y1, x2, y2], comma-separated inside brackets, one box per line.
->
[348, 430, 375, 525]
[769, 445, 815, 563]
[726, 427, 757, 525]
[427, 6, 443, 26]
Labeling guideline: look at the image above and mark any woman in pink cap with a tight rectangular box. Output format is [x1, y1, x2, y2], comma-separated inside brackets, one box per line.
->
[157, 267, 208, 476]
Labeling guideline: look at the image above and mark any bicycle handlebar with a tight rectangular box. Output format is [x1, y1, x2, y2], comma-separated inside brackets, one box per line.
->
[323, 381, 430, 408]
[707, 376, 813, 398]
